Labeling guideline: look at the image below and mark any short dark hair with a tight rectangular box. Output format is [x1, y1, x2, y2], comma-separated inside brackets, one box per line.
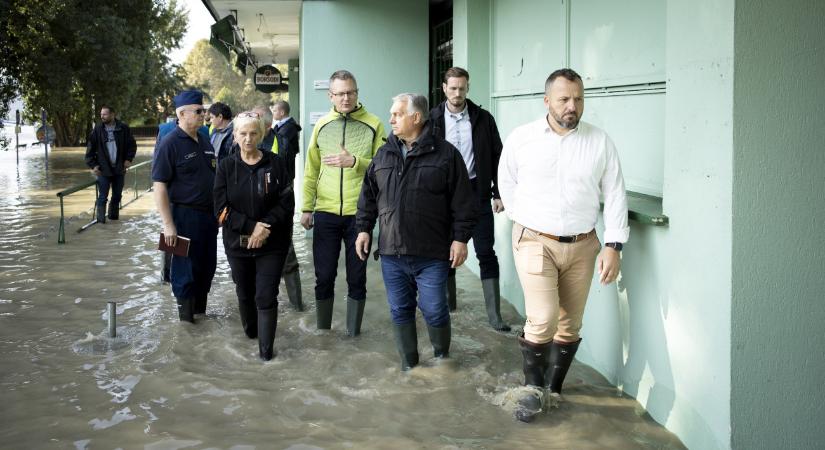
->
[443, 67, 469, 83]
[545, 68, 583, 90]
[208, 102, 232, 120]
[100, 105, 115, 113]
[330, 70, 357, 86]
[272, 100, 290, 115]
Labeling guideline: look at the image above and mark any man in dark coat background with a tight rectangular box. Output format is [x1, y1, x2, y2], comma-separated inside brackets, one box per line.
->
[85, 105, 137, 223]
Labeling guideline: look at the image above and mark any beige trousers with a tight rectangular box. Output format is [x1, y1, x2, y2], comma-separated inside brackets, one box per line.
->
[512, 223, 601, 344]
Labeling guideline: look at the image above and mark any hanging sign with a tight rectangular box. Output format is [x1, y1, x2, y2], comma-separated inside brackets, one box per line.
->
[254, 65, 287, 93]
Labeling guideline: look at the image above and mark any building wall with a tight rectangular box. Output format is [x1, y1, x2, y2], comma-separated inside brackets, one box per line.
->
[731, 1, 825, 448]
[456, 1, 734, 448]
[298, 0, 429, 156]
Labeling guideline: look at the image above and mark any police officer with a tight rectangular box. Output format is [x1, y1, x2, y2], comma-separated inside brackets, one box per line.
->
[152, 90, 218, 322]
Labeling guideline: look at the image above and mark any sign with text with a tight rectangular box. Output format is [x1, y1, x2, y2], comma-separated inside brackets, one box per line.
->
[254, 65, 287, 93]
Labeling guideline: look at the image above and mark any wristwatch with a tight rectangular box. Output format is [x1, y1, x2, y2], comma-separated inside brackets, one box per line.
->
[605, 242, 623, 251]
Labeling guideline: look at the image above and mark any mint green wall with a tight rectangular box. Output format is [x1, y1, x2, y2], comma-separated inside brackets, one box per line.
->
[298, 0, 428, 155]
[731, 1, 825, 448]
[454, 1, 734, 448]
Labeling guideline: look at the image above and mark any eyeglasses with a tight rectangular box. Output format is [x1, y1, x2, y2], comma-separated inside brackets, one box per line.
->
[330, 90, 358, 98]
[237, 111, 260, 118]
[186, 108, 205, 115]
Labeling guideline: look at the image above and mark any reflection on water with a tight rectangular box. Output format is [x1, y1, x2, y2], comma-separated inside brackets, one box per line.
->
[0, 143, 685, 448]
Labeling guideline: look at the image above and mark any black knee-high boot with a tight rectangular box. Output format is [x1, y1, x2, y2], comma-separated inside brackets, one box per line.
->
[515, 333, 552, 423]
[258, 308, 277, 361]
[546, 338, 581, 394]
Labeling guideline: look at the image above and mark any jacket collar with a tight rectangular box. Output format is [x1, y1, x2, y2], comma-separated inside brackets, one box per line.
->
[387, 121, 437, 157]
[433, 98, 480, 126]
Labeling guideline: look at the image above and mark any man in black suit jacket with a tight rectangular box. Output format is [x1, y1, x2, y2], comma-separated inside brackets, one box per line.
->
[430, 67, 510, 332]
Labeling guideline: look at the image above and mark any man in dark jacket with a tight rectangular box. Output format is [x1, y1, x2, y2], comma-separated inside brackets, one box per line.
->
[263, 100, 304, 311]
[85, 105, 137, 222]
[430, 67, 510, 332]
[355, 93, 476, 371]
[208, 102, 234, 162]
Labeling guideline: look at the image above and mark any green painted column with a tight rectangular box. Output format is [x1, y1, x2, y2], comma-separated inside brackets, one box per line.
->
[731, 0, 825, 448]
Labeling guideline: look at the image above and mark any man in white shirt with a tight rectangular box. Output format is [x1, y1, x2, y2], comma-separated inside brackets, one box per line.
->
[498, 68, 629, 422]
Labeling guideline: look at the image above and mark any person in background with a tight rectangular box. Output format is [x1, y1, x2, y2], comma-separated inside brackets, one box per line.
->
[208, 102, 235, 163]
[214, 111, 294, 361]
[430, 67, 510, 332]
[85, 105, 137, 223]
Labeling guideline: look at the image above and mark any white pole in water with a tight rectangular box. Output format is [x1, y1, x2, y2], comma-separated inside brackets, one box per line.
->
[107, 302, 117, 337]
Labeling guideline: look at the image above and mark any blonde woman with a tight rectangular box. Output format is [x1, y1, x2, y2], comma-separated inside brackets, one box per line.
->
[214, 112, 294, 360]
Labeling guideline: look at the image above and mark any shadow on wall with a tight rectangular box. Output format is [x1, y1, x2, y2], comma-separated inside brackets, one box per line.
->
[614, 224, 675, 425]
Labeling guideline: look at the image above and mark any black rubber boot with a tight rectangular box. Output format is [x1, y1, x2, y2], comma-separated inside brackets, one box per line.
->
[237, 299, 258, 339]
[194, 293, 207, 315]
[427, 323, 451, 358]
[316, 298, 333, 329]
[107, 201, 119, 220]
[346, 297, 365, 337]
[283, 270, 304, 311]
[175, 297, 194, 323]
[546, 338, 582, 394]
[446, 274, 457, 311]
[514, 333, 552, 423]
[482, 278, 511, 332]
[96, 202, 107, 223]
[257, 308, 277, 361]
[392, 322, 419, 371]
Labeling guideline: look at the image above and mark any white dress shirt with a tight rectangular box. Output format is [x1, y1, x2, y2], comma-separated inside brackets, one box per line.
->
[444, 104, 476, 179]
[498, 116, 629, 243]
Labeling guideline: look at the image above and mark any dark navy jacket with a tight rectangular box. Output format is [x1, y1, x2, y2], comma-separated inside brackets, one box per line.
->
[85, 120, 137, 177]
[152, 127, 216, 209]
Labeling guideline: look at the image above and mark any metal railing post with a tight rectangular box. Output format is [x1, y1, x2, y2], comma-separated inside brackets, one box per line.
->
[58, 195, 66, 244]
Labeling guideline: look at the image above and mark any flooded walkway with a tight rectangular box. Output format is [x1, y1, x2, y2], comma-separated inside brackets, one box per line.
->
[0, 142, 685, 448]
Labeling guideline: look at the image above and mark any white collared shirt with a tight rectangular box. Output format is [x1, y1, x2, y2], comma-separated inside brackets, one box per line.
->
[272, 117, 289, 129]
[498, 116, 629, 243]
[444, 104, 475, 179]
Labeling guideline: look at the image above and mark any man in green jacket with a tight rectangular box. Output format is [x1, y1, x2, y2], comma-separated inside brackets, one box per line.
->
[301, 70, 386, 336]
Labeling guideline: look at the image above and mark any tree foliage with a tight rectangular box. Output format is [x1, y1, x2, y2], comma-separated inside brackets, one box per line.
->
[0, 0, 187, 146]
[182, 39, 286, 114]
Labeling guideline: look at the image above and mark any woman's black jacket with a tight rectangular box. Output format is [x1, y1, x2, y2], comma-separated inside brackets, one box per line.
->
[356, 122, 477, 261]
[214, 150, 294, 258]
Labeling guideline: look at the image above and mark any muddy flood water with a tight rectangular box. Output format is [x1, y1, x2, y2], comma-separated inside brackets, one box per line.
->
[0, 138, 686, 449]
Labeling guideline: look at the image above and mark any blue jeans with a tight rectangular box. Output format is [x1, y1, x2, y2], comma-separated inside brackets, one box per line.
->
[312, 212, 367, 301]
[380, 255, 450, 327]
[97, 174, 125, 208]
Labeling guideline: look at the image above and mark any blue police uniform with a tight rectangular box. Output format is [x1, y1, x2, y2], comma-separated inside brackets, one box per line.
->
[152, 126, 218, 315]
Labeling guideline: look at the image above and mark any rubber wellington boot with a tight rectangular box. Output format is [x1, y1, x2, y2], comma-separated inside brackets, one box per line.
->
[316, 298, 333, 329]
[514, 333, 552, 423]
[446, 274, 457, 311]
[107, 201, 119, 220]
[283, 270, 304, 311]
[194, 293, 207, 315]
[546, 338, 582, 394]
[427, 323, 451, 358]
[346, 297, 365, 337]
[237, 299, 258, 339]
[392, 322, 419, 371]
[96, 202, 107, 224]
[482, 278, 511, 332]
[175, 297, 195, 323]
[257, 308, 277, 361]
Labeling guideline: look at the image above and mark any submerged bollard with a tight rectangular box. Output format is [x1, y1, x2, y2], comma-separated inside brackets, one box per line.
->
[107, 302, 117, 337]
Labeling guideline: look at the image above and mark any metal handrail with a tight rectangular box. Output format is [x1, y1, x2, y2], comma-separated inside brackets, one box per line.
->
[56, 160, 153, 244]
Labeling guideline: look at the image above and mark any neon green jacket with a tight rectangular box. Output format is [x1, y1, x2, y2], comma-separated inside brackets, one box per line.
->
[302, 104, 386, 216]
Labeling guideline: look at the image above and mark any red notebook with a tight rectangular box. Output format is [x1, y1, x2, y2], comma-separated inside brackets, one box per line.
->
[158, 233, 191, 257]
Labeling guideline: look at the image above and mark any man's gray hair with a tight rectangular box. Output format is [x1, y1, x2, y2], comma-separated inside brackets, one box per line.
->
[392, 93, 429, 120]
